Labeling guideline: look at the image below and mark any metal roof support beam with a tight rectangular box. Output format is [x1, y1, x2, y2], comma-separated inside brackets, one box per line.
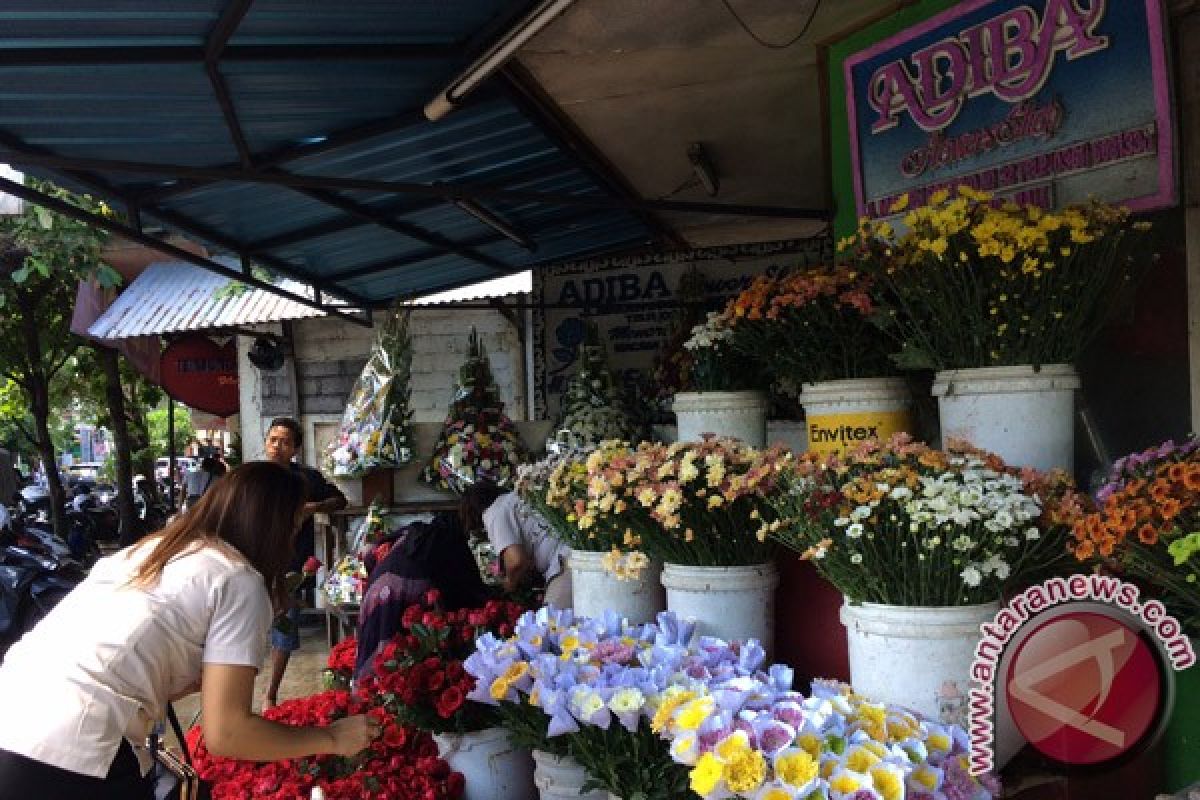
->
[293, 186, 513, 274]
[206, 0, 256, 168]
[497, 65, 683, 248]
[242, 160, 571, 251]
[0, 175, 370, 328]
[0, 43, 459, 67]
[134, 107, 433, 203]
[0, 150, 830, 220]
[141, 203, 371, 307]
[325, 209, 599, 282]
[0, 128, 369, 310]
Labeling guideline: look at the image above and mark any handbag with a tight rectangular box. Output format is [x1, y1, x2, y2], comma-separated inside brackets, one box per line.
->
[151, 704, 211, 800]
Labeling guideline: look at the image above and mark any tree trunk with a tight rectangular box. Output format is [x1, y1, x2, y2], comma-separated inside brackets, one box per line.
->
[17, 296, 66, 537]
[31, 394, 67, 537]
[97, 347, 139, 545]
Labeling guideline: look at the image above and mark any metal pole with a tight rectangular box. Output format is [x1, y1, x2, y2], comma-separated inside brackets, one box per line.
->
[167, 396, 177, 510]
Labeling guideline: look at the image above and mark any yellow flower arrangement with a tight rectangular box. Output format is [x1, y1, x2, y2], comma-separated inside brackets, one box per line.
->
[840, 186, 1154, 370]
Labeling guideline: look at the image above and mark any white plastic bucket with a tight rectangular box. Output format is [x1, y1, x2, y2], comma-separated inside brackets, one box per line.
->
[672, 391, 768, 447]
[932, 364, 1080, 472]
[568, 550, 665, 625]
[799, 377, 912, 457]
[433, 727, 536, 800]
[532, 750, 606, 800]
[661, 562, 779, 654]
[840, 601, 999, 727]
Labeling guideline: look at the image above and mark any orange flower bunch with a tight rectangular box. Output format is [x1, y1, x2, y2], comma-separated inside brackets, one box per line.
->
[1072, 438, 1200, 631]
[724, 266, 895, 386]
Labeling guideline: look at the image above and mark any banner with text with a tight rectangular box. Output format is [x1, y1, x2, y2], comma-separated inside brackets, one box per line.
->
[533, 238, 832, 419]
[844, 0, 1175, 220]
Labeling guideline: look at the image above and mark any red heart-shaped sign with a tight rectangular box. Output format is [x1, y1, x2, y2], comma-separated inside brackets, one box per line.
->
[160, 336, 240, 418]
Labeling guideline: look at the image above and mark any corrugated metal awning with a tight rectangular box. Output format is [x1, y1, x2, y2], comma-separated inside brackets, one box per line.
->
[88, 258, 326, 340]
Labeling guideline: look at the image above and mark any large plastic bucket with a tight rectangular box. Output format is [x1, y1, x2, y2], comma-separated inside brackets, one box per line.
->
[532, 750, 606, 800]
[841, 601, 998, 727]
[672, 391, 768, 447]
[432, 727, 536, 800]
[569, 549, 665, 625]
[932, 364, 1080, 472]
[661, 562, 779, 654]
[798, 377, 912, 458]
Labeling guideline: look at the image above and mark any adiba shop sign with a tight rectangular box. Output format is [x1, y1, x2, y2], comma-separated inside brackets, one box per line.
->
[844, 0, 1175, 219]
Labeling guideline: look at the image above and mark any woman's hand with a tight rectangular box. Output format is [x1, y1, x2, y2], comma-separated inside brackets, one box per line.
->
[325, 714, 380, 757]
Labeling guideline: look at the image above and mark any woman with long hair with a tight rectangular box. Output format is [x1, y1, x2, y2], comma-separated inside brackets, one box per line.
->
[0, 461, 379, 799]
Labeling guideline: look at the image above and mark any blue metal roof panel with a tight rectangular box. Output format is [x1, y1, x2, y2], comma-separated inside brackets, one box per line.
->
[0, 0, 658, 304]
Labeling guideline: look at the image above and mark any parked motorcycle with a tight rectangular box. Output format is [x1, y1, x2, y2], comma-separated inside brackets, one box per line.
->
[0, 517, 84, 658]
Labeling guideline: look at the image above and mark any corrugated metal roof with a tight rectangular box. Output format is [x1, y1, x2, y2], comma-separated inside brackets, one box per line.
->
[411, 270, 530, 305]
[0, 1, 657, 305]
[88, 258, 325, 339]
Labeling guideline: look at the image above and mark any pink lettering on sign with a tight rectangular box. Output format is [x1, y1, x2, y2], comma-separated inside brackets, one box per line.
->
[868, 0, 1109, 134]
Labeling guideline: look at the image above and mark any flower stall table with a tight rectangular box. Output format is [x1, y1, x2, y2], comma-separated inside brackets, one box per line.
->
[322, 501, 458, 647]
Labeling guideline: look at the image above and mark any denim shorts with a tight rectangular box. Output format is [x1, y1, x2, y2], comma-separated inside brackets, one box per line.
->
[270, 606, 301, 652]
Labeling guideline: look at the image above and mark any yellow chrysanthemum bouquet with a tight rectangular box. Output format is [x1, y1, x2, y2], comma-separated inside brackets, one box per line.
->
[840, 187, 1154, 370]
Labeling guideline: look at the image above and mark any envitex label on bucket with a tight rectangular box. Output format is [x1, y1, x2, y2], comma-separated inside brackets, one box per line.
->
[806, 410, 912, 456]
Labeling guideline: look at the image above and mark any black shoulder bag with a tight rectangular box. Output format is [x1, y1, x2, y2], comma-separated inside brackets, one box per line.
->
[152, 705, 212, 800]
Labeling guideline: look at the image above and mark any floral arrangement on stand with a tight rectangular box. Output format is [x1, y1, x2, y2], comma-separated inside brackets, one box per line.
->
[423, 328, 526, 493]
[763, 434, 1083, 606]
[323, 637, 357, 691]
[554, 323, 634, 446]
[566, 437, 791, 569]
[1072, 437, 1200, 633]
[839, 187, 1154, 370]
[324, 304, 415, 476]
[357, 591, 527, 735]
[465, 607, 999, 800]
[323, 554, 369, 607]
[724, 266, 896, 389]
[187, 689, 462, 800]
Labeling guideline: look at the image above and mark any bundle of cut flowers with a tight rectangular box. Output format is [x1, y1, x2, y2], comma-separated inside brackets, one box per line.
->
[763, 433, 1084, 606]
[839, 186, 1154, 370]
[464, 607, 763, 799]
[660, 677, 998, 800]
[325, 304, 415, 477]
[682, 310, 763, 392]
[186, 689, 463, 800]
[464, 607, 998, 800]
[555, 323, 634, 445]
[423, 328, 527, 493]
[1072, 437, 1200, 633]
[322, 553, 368, 606]
[356, 590, 527, 735]
[323, 637, 357, 691]
[723, 266, 896, 388]
[553, 436, 791, 570]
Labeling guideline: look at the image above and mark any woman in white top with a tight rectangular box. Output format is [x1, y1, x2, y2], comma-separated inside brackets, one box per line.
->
[0, 461, 379, 799]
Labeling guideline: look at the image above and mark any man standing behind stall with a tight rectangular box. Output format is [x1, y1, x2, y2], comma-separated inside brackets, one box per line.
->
[262, 417, 347, 709]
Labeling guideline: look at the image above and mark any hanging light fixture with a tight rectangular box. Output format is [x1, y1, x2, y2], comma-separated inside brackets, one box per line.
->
[424, 0, 577, 121]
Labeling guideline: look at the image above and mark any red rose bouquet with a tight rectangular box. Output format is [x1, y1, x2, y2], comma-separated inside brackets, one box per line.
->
[323, 637, 357, 691]
[187, 689, 464, 800]
[358, 592, 525, 735]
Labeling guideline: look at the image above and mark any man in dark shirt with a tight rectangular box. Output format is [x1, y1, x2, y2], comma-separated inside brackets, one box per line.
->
[263, 417, 347, 709]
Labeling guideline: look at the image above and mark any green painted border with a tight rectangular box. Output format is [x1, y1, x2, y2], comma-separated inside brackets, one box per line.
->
[827, 0, 961, 238]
